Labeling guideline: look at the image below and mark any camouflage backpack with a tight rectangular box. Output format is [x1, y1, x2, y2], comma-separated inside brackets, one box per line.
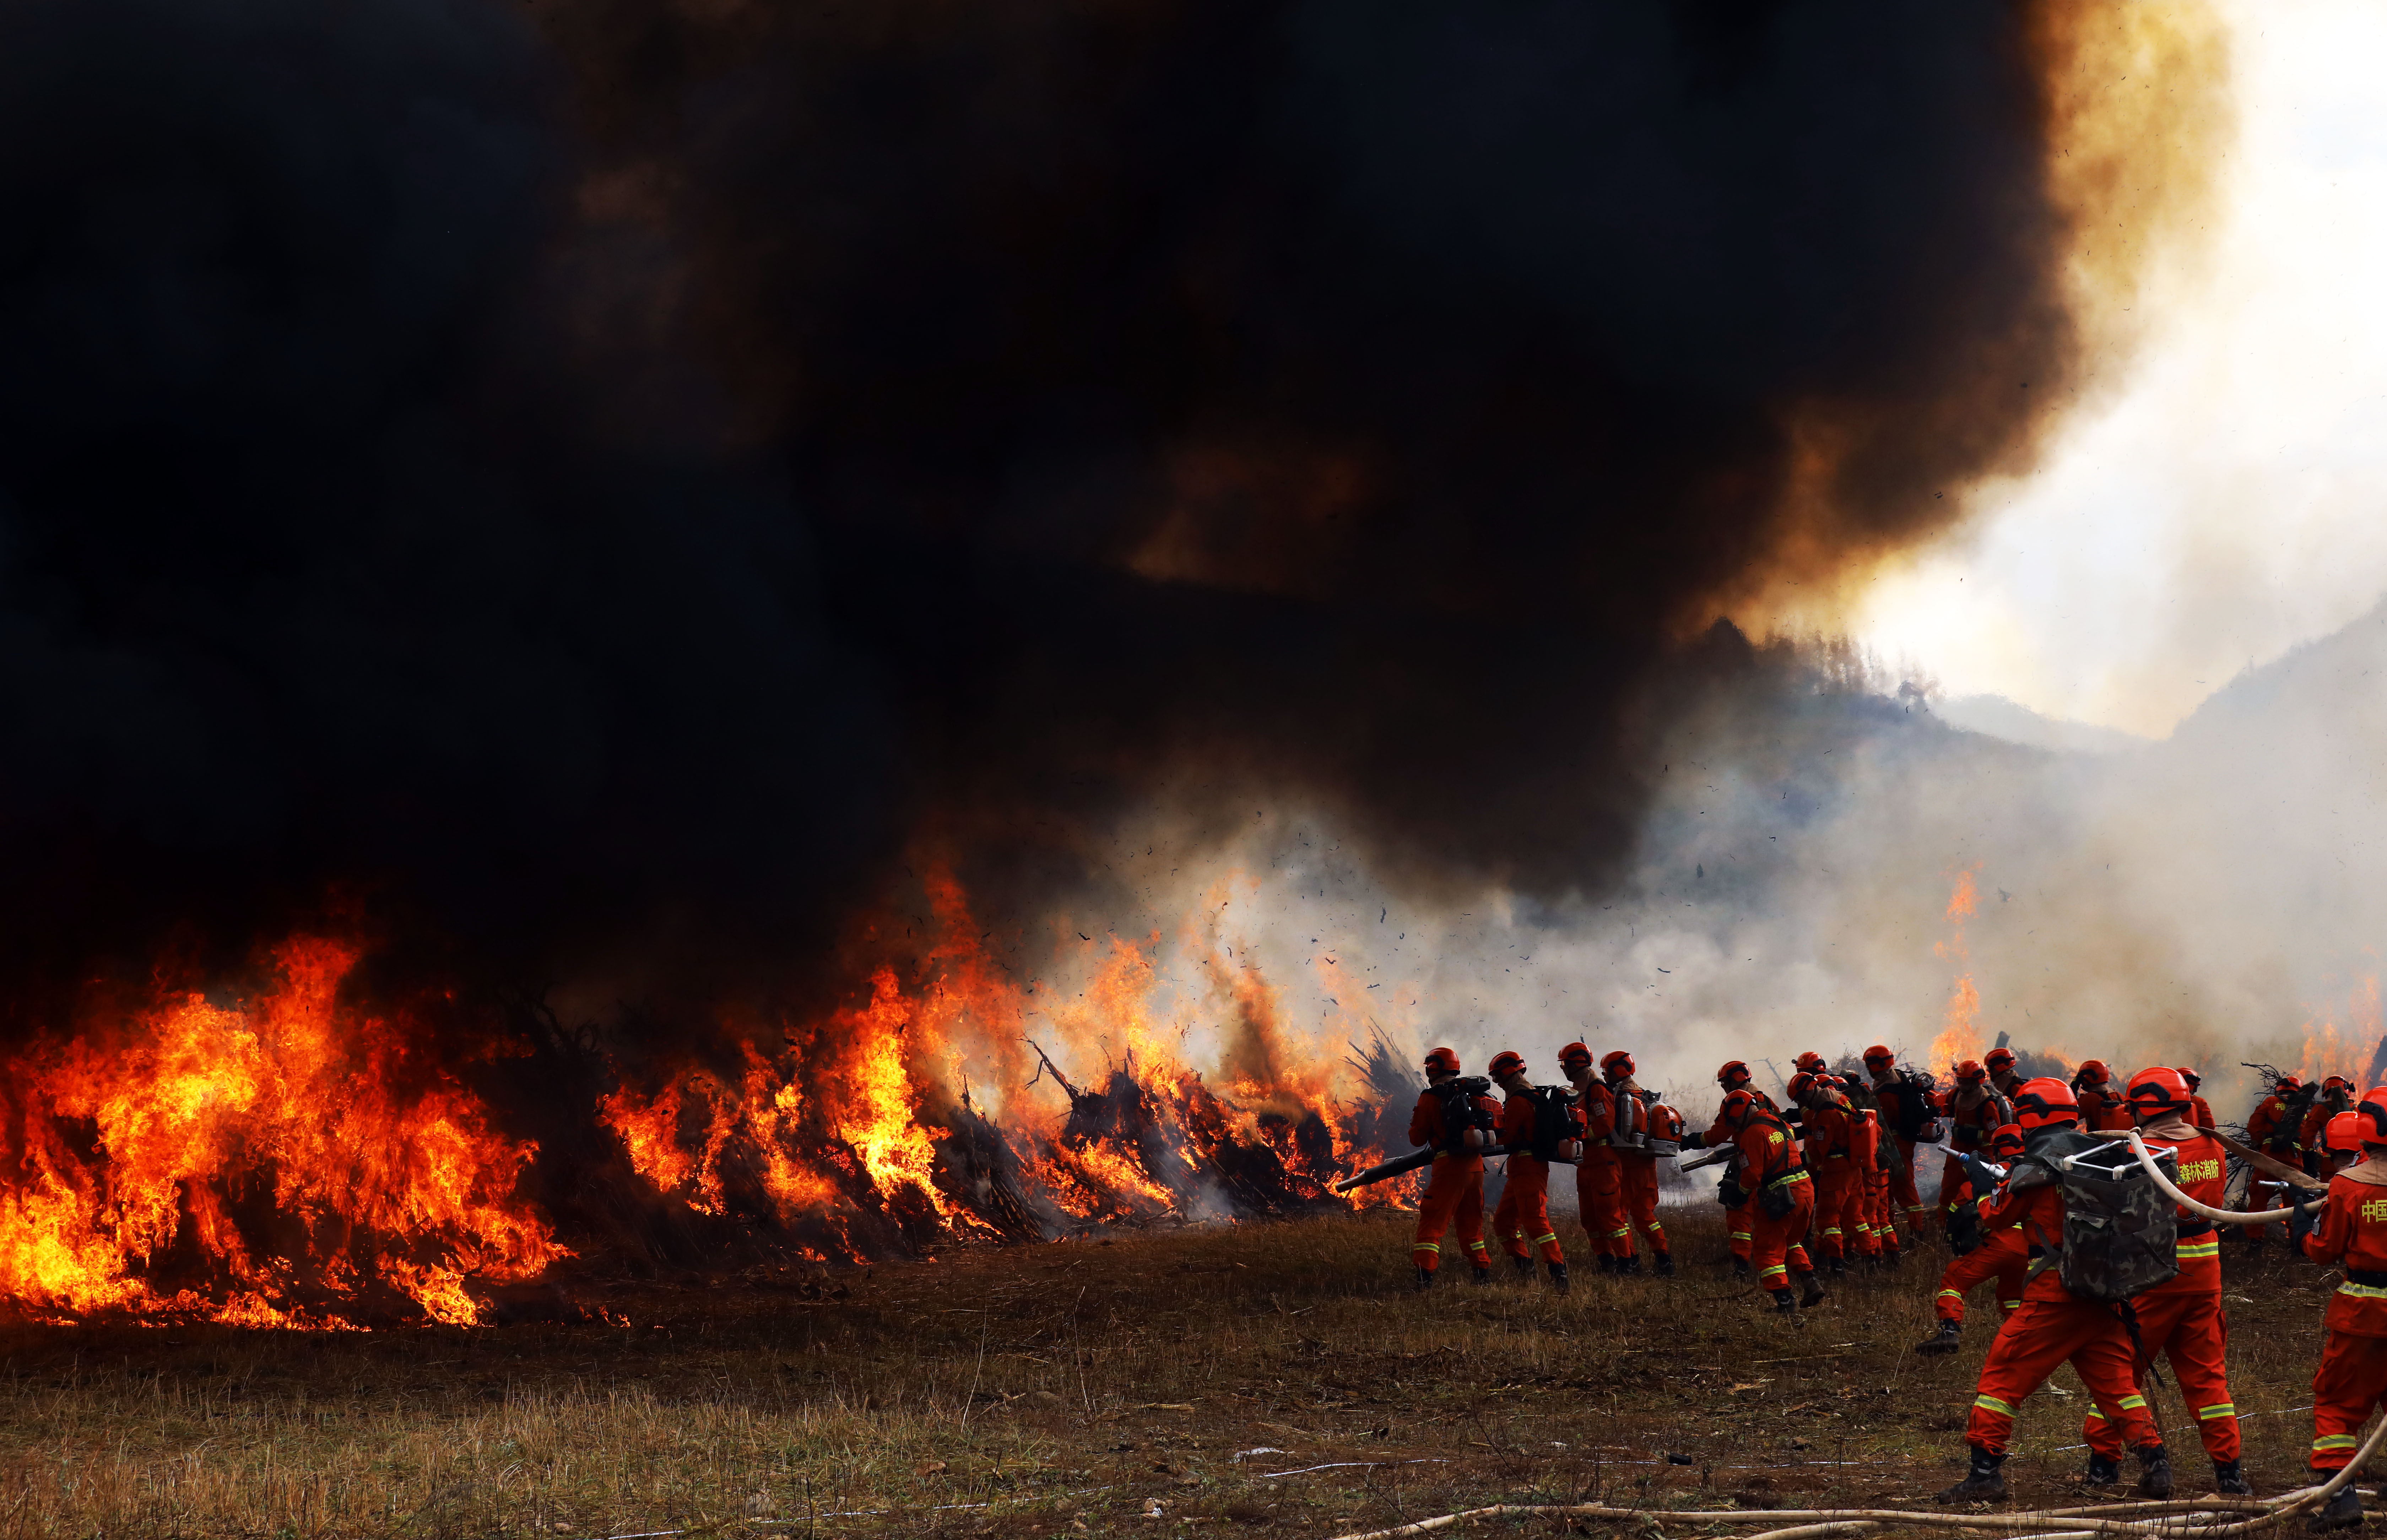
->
[2019, 1131, 2180, 1302]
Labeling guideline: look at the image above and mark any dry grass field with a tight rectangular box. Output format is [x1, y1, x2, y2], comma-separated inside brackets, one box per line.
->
[0, 1206, 2354, 1538]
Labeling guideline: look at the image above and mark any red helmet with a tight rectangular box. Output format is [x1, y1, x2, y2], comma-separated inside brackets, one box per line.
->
[1717, 1060, 1752, 1088]
[1558, 1041, 1593, 1069]
[2012, 1077, 2080, 1132]
[2075, 1059, 2112, 1086]
[1863, 1045, 1895, 1067]
[1488, 1050, 1527, 1079]
[2325, 1075, 2354, 1094]
[2125, 1066, 2193, 1116]
[1423, 1047, 1462, 1076]
[1793, 1051, 1828, 1073]
[1602, 1050, 1635, 1078]
[1985, 1047, 2017, 1073]
[2327, 1111, 2366, 1157]
[2364, 1086, 2387, 1112]
[1786, 1071, 1817, 1103]
[2176, 1066, 2202, 1091]
[1988, 1124, 2026, 1159]
[1954, 1059, 1986, 1084]
[2275, 1074, 2304, 1093]
[2359, 1101, 2387, 1147]
[1719, 1088, 1758, 1126]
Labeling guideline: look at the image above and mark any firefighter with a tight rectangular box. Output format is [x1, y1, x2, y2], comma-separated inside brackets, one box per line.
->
[1935, 1061, 2012, 1232]
[1985, 1047, 2024, 1100]
[2177, 1067, 2215, 1130]
[2293, 1097, 2387, 1529]
[1408, 1047, 1498, 1288]
[2071, 1060, 2132, 1132]
[1938, 1078, 2172, 1503]
[1793, 1050, 1829, 1077]
[2302, 1077, 2357, 1173]
[1489, 1050, 1571, 1290]
[1703, 1087, 1826, 1317]
[1841, 1073, 1898, 1267]
[2323, 1110, 2366, 1175]
[2243, 1075, 2305, 1246]
[1561, 1042, 1631, 1270]
[1700, 1061, 1781, 1273]
[1867, 1046, 1937, 1241]
[1791, 1071, 1861, 1276]
[2075, 1068, 2246, 1494]
[1604, 1051, 1674, 1275]
[1916, 1125, 2029, 1352]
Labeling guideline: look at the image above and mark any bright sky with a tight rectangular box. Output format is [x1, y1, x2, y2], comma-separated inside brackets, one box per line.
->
[1847, 0, 2387, 741]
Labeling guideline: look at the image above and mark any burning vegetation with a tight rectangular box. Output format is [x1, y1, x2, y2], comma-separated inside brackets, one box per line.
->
[0, 877, 1418, 1328]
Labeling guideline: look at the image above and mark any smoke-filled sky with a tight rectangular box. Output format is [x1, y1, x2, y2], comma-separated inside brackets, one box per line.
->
[0, 0, 2229, 1032]
[1831, 0, 2387, 740]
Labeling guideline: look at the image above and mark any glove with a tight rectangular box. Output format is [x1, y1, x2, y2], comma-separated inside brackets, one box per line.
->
[1680, 1131, 1706, 1151]
[2291, 1198, 2323, 1249]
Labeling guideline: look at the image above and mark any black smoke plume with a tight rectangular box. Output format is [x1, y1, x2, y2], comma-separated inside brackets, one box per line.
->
[0, 0, 2206, 1023]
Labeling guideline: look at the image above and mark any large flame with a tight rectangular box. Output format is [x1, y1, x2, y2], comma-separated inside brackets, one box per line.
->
[0, 873, 1413, 1325]
[0, 938, 566, 1327]
[1928, 866, 1985, 1077]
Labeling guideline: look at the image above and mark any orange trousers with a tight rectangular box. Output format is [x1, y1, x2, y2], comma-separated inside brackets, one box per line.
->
[1495, 1156, 1563, 1263]
[1934, 1225, 2028, 1324]
[1412, 1154, 1488, 1274]
[2085, 1253, 2237, 1462]
[1812, 1162, 1861, 1261]
[1967, 1295, 2159, 1457]
[2310, 1328, 2387, 1471]
[1616, 1152, 1668, 1257]
[1891, 1137, 1929, 1232]
[1749, 1176, 1815, 1290]
[1577, 1151, 1630, 1258]
[1727, 1194, 1755, 1261]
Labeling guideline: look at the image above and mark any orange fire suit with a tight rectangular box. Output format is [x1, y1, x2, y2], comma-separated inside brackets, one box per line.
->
[1871, 1074, 1933, 1235]
[1574, 1079, 1630, 1259]
[1493, 1092, 1564, 1264]
[1934, 1204, 2027, 1324]
[2083, 1124, 2239, 1463]
[1611, 1083, 1670, 1260]
[2243, 1090, 2300, 1241]
[1802, 1100, 1862, 1263]
[1409, 1088, 1496, 1275]
[1731, 1110, 1815, 1292]
[2299, 1157, 2387, 1471]
[1965, 1176, 2160, 1458]
[1936, 1086, 2012, 1220]
[1701, 1088, 1781, 1263]
[1851, 1108, 1893, 1258]
[2190, 1094, 2215, 1130]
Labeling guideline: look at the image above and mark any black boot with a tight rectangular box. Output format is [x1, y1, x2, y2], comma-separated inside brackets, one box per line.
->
[2083, 1453, 2121, 1487]
[1937, 1447, 2007, 1503]
[2213, 1459, 2251, 1496]
[1771, 1288, 1797, 1316]
[1882, 1246, 1903, 1270]
[1652, 1251, 1674, 1277]
[1469, 1265, 1494, 1286]
[1546, 1261, 1570, 1293]
[2312, 1485, 2363, 1530]
[2133, 1444, 2173, 1499]
[1512, 1254, 1537, 1281]
[1619, 1253, 1644, 1275]
[1916, 1320, 1963, 1356]
[1828, 1257, 1849, 1279]
[1796, 1270, 1828, 1307]
[1414, 1265, 1435, 1292]
[1596, 1252, 1615, 1274]
[1732, 1255, 1752, 1277]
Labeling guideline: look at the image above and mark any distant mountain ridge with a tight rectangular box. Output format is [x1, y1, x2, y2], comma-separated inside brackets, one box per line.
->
[1933, 693, 2151, 757]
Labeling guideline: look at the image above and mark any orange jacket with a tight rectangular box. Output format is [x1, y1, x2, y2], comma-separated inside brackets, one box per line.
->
[2247, 1092, 2297, 1156]
[1979, 1178, 2075, 1303]
[1409, 1087, 1497, 1156]
[1933, 1085, 2011, 1151]
[1801, 1102, 1857, 1172]
[1576, 1080, 1619, 1155]
[2190, 1095, 2215, 1129]
[2302, 1095, 2355, 1153]
[1734, 1110, 1805, 1186]
[2301, 1162, 2387, 1336]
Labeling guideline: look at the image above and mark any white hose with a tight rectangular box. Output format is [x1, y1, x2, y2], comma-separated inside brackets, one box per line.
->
[2121, 1129, 2301, 1224]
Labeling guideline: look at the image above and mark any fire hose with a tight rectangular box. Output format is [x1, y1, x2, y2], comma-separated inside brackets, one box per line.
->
[2117, 1129, 2305, 1225]
[1331, 1144, 1580, 1193]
